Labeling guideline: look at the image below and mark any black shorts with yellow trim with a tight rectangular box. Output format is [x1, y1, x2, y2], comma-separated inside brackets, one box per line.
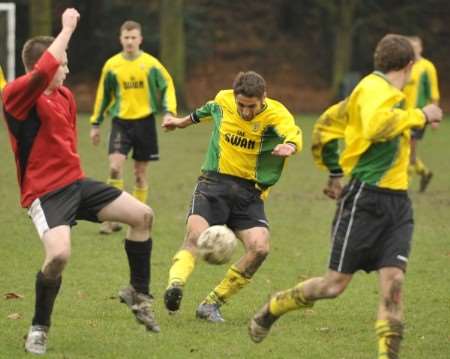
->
[328, 179, 413, 274]
[109, 115, 159, 161]
[27, 178, 122, 238]
[187, 171, 269, 231]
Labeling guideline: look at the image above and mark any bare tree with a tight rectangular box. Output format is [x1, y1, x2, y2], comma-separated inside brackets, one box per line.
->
[30, 0, 52, 37]
[319, 0, 359, 100]
[160, 0, 187, 110]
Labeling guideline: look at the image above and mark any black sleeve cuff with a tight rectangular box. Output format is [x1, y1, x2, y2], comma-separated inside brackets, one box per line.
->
[329, 169, 344, 178]
[190, 112, 200, 124]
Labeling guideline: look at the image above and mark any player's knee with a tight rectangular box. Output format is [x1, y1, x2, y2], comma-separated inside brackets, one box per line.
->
[186, 228, 204, 248]
[109, 166, 121, 179]
[323, 277, 348, 298]
[140, 205, 154, 229]
[44, 251, 70, 278]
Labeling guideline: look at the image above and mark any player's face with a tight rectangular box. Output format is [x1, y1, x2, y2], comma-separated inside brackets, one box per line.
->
[120, 29, 142, 55]
[48, 52, 69, 91]
[235, 94, 265, 121]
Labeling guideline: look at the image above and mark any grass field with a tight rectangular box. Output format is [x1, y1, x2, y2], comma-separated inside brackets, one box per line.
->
[0, 114, 449, 358]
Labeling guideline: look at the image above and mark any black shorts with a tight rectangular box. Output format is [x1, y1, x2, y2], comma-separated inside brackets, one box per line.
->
[328, 179, 413, 274]
[109, 115, 159, 161]
[411, 127, 426, 140]
[187, 172, 269, 231]
[27, 178, 122, 238]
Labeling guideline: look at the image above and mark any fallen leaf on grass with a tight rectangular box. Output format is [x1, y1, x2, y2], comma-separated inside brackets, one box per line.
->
[7, 313, 22, 320]
[4, 292, 24, 300]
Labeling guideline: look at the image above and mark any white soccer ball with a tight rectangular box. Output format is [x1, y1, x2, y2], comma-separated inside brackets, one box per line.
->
[197, 225, 238, 265]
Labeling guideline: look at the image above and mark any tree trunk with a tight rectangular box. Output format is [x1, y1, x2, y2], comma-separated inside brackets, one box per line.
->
[330, 0, 358, 101]
[160, 0, 187, 111]
[30, 0, 52, 37]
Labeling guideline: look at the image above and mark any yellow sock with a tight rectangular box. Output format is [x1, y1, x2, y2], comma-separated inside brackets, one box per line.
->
[269, 282, 313, 316]
[167, 250, 196, 287]
[133, 186, 149, 203]
[375, 319, 404, 359]
[204, 266, 250, 305]
[107, 178, 124, 190]
[414, 158, 429, 176]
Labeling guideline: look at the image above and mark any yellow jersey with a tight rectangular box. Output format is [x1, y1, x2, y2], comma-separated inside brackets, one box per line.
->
[193, 90, 302, 188]
[312, 72, 426, 190]
[0, 66, 6, 91]
[90, 52, 176, 125]
[403, 57, 439, 109]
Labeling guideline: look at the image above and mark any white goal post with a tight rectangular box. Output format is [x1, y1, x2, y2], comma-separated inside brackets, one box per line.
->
[0, 3, 16, 80]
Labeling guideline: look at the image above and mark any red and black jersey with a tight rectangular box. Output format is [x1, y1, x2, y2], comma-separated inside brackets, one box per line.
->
[2, 51, 84, 208]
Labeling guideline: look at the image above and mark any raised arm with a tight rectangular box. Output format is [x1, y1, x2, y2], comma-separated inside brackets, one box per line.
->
[47, 8, 80, 64]
[2, 8, 79, 120]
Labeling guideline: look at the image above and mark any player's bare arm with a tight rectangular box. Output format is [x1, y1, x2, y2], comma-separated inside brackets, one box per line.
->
[47, 8, 80, 63]
[161, 115, 193, 131]
[323, 176, 343, 200]
[271, 143, 296, 157]
[90, 126, 101, 146]
[422, 103, 443, 129]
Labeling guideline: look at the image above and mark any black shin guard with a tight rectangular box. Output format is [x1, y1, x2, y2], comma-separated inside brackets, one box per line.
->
[124, 239, 152, 295]
[32, 271, 62, 327]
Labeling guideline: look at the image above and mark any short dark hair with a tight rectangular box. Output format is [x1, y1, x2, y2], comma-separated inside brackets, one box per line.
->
[232, 71, 266, 99]
[21, 36, 54, 72]
[373, 34, 415, 73]
[120, 20, 142, 34]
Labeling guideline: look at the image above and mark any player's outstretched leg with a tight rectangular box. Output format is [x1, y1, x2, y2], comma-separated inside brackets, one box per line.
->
[249, 283, 313, 343]
[248, 303, 279, 343]
[164, 215, 206, 314]
[164, 249, 196, 313]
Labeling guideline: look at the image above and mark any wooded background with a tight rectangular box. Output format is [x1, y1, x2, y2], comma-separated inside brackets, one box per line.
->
[4, 0, 449, 112]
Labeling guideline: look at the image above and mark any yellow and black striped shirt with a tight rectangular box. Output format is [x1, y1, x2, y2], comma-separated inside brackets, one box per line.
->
[312, 72, 426, 190]
[90, 52, 176, 125]
[193, 90, 302, 189]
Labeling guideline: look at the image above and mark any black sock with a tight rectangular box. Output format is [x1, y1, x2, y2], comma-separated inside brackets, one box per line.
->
[124, 239, 152, 295]
[32, 271, 62, 327]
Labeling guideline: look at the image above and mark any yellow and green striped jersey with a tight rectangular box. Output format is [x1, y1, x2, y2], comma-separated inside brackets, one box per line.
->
[0, 66, 6, 91]
[194, 90, 302, 188]
[90, 52, 176, 125]
[403, 57, 439, 109]
[312, 72, 426, 190]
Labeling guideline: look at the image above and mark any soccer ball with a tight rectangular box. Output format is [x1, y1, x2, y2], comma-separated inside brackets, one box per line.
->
[197, 225, 238, 265]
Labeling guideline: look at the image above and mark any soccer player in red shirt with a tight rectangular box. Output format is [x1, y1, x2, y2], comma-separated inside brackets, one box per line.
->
[2, 8, 160, 355]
